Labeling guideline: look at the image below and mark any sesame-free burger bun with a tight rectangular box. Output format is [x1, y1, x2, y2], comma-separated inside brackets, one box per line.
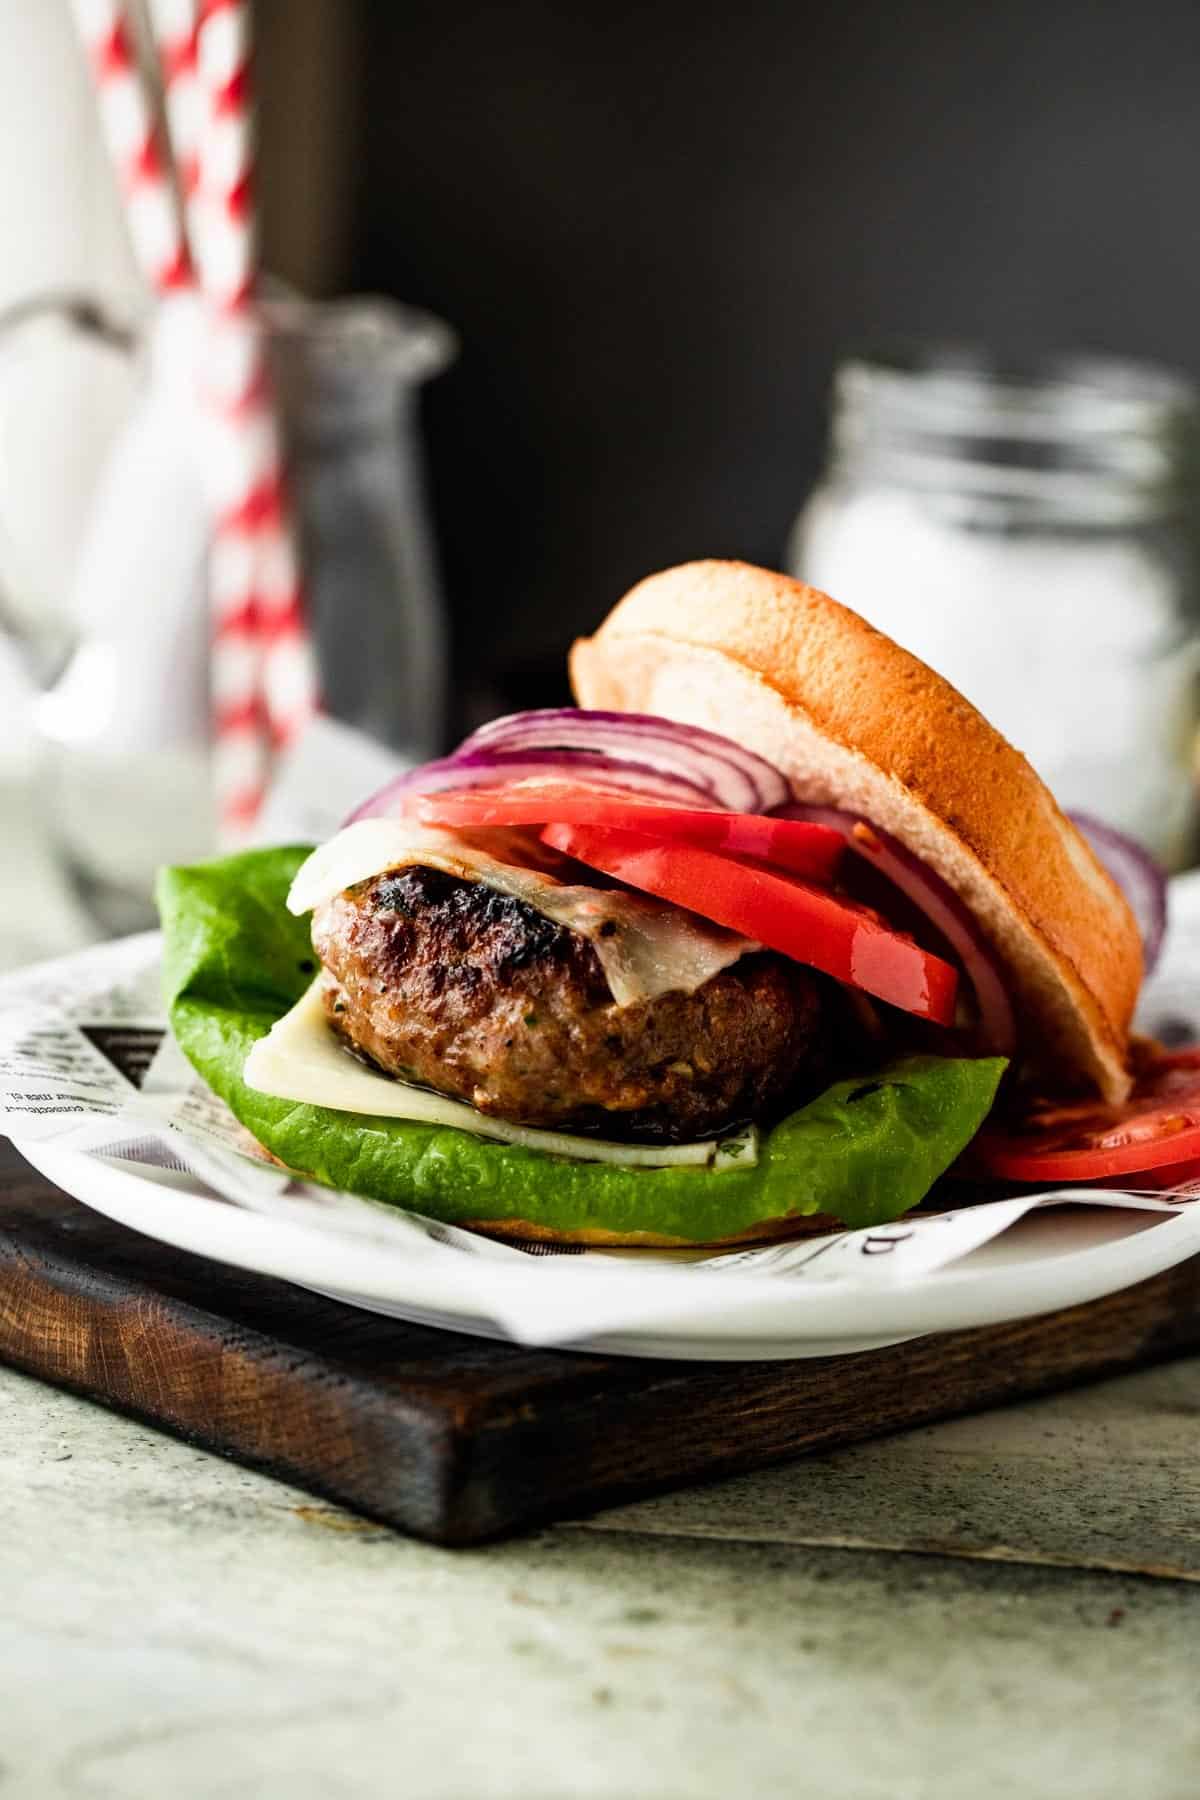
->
[569, 559, 1141, 1103]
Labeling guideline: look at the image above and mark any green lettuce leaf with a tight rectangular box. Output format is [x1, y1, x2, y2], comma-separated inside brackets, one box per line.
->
[156, 847, 1006, 1242]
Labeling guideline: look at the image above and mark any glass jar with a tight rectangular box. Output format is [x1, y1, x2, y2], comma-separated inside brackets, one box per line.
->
[789, 348, 1200, 868]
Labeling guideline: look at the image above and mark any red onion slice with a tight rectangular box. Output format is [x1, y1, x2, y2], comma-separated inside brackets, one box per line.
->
[462, 710, 792, 813]
[1068, 813, 1168, 975]
[776, 804, 1018, 1055]
[348, 709, 792, 822]
[348, 750, 713, 822]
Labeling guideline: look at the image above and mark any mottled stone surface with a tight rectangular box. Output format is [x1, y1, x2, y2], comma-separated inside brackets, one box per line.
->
[3, 1361, 1200, 1799]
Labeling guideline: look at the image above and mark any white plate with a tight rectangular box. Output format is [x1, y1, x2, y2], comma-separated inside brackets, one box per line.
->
[15, 1138, 1200, 1361]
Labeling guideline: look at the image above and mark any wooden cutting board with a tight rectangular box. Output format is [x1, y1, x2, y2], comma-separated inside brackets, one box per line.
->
[3, 1139, 1199, 1546]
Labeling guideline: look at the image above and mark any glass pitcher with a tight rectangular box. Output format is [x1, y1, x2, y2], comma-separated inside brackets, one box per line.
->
[0, 290, 455, 934]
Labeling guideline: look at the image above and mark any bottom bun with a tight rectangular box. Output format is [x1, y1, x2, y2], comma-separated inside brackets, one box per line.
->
[463, 1212, 843, 1249]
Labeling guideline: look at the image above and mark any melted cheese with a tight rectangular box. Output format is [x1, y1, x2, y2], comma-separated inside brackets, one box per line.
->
[243, 979, 758, 1170]
[287, 818, 756, 1006]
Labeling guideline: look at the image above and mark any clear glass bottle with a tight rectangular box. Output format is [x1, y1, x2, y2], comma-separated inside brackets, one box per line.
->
[268, 295, 454, 760]
[789, 348, 1200, 868]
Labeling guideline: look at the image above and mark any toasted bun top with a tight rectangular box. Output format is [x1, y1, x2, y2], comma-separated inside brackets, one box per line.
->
[570, 559, 1142, 1103]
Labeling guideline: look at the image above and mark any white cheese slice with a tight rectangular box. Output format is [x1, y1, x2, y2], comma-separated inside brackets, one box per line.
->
[287, 818, 756, 1006]
[243, 979, 757, 1170]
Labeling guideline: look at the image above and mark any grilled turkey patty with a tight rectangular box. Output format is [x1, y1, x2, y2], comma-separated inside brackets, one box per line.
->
[311, 864, 824, 1142]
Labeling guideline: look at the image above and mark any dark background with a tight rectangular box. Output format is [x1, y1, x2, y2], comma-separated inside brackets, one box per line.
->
[266, 0, 1200, 728]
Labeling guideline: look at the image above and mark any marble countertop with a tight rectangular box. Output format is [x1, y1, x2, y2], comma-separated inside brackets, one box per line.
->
[3, 1350, 1199, 1798]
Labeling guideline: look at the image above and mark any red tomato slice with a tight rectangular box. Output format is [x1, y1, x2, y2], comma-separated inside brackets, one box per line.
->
[541, 820, 958, 1025]
[413, 781, 844, 881]
[969, 1048, 1200, 1183]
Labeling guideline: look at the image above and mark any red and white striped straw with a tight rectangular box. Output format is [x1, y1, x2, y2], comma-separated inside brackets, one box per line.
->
[197, 314, 272, 831]
[70, 0, 191, 294]
[193, 0, 320, 834]
[146, 0, 204, 240]
[73, 0, 321, 838]
[194, 0, 256, 308]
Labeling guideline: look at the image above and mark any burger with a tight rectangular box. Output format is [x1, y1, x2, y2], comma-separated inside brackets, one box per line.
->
[159, 560, 1188, 1248]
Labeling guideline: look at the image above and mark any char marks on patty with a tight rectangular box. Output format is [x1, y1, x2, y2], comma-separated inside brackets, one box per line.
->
[311, 864, 824, 1142]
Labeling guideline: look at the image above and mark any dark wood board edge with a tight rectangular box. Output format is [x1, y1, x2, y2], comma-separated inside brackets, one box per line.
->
[3, 1149, 1200, 1545]
[445, 1257, 1200, 1541]
[0, 1215, 460, 1541]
